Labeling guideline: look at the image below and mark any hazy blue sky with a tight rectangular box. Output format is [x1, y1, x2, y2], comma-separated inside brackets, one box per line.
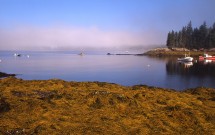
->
[0, 0, 215, 50]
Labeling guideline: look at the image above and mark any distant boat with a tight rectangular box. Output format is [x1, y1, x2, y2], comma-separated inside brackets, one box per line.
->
[178, 54, 193, 62]
[199, 53, 215, 60]
[78, 52, 84, 56]
[14, 53, 21, 57]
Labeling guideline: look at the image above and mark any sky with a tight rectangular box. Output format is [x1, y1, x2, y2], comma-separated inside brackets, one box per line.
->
[0, 0, 215, 51]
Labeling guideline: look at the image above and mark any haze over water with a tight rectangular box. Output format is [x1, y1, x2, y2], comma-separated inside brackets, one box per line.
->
[0, 1, 215, 90]
[0, 51, 215, 90]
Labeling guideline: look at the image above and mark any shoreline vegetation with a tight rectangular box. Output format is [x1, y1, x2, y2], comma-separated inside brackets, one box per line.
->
[106, 47, 215, 57]
[141, 47, 215, 57]
[0, 77, 215, 134]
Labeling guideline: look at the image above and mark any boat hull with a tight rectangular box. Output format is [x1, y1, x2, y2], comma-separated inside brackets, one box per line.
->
[178, 57, 193, 62]
[199, 56, 215, 60]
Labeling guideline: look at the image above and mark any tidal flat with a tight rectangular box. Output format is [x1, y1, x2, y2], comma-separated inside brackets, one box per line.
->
[0, 77, 215, 134]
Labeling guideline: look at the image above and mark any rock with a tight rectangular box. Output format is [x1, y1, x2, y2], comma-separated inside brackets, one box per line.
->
[0, 98, 10, 113]
[171, 48, 190, 51]
[152, 48, 171, 52]
[0, 72, 16, 78]
[209, 48, 215, 52]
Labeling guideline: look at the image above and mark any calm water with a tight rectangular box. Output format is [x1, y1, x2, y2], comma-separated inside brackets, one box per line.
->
[0, 51, 215, 90]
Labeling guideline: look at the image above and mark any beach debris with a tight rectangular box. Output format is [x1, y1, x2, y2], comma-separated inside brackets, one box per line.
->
[5, 128, 26, 135]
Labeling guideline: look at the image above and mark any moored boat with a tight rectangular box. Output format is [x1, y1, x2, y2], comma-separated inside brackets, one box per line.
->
[199, 54, 215, 60]
[178, 54, 193, 62]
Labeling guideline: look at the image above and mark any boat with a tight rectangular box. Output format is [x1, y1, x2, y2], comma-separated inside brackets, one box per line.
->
[177, 54, 193, 62]
[199, 53, 215, 60]
[14, 53, 21, 57]
[78, 52, 84, 56]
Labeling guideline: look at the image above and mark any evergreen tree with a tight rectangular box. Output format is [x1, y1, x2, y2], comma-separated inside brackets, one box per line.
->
[181, 27, 187, 48]
[166, 21, 215, 49]
[198, 22, 208, 48]
[209, 23, 215, 48]
[166, 31, 175, 48]
[186, 21, 193, 48]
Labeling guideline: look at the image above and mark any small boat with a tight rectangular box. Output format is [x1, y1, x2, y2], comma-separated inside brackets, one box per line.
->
[78, 52, 84, 56]
[14, 53, 21, 57]
[199, 53, 215, 60]
[178, 54, 193, 62]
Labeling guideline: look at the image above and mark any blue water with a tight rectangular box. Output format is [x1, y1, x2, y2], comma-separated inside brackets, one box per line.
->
[0, 51, 215, 90]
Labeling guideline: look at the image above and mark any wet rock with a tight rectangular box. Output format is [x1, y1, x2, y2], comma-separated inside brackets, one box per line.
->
[11, 91, 26, 97]
[165, 105, 181, 112]
[0, 98, 10, 113]
[113, 94, 128, 103]
[0, 72, 16, 78]
[33, 90, 57, 100]
[89, 90, 111, 96]
[90, 98, 103, 109]
[32, 125, 45, 134]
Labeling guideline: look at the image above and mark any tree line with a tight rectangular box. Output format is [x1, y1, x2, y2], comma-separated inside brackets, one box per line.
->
[166, 21, 215, 49]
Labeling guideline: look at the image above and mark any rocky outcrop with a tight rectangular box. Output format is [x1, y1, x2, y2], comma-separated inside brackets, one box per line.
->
[0, 72, 16, 78]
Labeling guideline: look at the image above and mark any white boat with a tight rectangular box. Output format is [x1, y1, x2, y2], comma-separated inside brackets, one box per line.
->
[14, 53, 21, 57]
[177, 54, 193, 62]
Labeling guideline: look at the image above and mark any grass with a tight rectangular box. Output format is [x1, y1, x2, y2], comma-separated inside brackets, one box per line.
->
[0, 77, 215, 134]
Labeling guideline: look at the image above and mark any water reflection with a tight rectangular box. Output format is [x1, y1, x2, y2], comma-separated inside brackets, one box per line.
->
[1, 51, 215, 90]
[166, 59, 215, 78]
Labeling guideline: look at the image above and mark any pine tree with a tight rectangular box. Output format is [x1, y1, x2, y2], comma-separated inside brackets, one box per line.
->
[166, 21, 215, 49]
[166, 31, 175, 48]
[209, 23, 215, 48]
[186, 21, 193, 48]
[198, 22, 208, 48]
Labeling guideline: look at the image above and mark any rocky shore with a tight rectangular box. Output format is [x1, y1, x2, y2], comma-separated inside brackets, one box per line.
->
[0, 77, 215, 134]
[141, 47, 215, 57]
[0, 72, 16, 78]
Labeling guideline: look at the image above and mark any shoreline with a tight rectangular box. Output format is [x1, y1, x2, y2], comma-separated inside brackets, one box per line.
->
[0, 77, 215, 134]
[141, 47, 215, 57]
[0, 72, 16, 78]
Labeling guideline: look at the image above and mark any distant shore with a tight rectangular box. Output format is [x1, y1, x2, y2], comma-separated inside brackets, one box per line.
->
[0, 77, 214, 134]
[0, 72, 16, 78]
[140, 47, 215, 57]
